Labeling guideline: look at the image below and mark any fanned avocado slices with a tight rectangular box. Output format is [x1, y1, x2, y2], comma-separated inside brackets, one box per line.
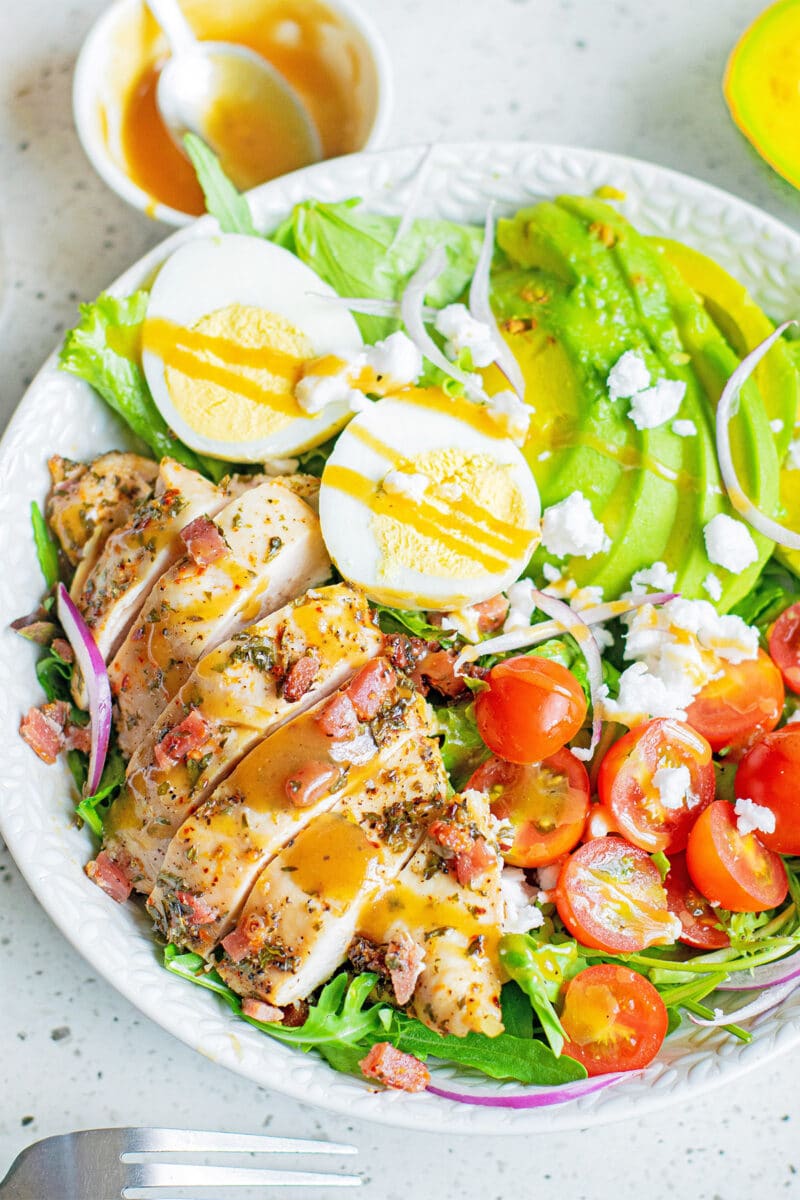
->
[492, 196, 793, 611]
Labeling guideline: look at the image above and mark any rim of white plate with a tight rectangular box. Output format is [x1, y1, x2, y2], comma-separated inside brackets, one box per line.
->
[2, 142, 800, 1136]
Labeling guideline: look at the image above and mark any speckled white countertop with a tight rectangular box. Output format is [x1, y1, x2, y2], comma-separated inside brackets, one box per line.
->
[2, 2, 800, 1196]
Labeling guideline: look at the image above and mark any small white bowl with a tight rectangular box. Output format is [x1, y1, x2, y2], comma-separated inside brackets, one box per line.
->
[73, 0, 393, 226]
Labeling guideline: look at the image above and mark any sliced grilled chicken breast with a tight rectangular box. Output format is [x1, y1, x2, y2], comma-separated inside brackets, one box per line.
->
[149, 669, 430, 954]
[71, 459, 224, 676]
[358, 789, 504, 1038]
[110, 481, 330, 755]
[47, 452, 158, 568]
[99, 585, 382, 892]
[216, 734, 448, 1007]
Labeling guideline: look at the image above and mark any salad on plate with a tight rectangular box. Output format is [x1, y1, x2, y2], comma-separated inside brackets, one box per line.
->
[15, 137, 800, 1106]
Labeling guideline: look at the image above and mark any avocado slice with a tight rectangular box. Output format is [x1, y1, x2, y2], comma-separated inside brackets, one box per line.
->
[494, 196, 782, 610]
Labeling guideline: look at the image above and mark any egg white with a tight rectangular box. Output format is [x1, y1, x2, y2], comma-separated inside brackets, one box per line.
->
[141, 234, 362, 462]
[319, 395, 541, 609]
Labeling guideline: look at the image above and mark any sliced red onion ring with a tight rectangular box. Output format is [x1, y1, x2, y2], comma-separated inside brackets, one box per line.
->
[717, 952, 800, 992]
[309, 293, 439, 322]
[56, 582, 112, 796]
[716, 320, 800, 550]
[469, 204, 526, 399]
[526, 590, 604, 759]
[400, 247, 488, 400]
[687, 978, 800, 1028]
[390, 143, 438, 250]
[427, 1073, 623, 1108]
[456, 591, 677, 667]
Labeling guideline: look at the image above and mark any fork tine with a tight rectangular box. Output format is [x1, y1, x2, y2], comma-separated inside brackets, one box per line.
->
[124, 1162, 362, 1190]
[117, 1127, 358, 1156]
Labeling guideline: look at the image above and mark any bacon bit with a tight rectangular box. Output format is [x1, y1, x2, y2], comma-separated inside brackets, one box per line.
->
[454, 837, 496, 887]
[316, 691, 359, 740]
[175, 890, 218, 926]
[86, 852, 132, 903]
[66, 722, 92, 755]
[284, 760, 339, 807]
[346, 658, 397, 720]
[281, 1000, 310, 1028]
[428, 820, 475, 857]
[382, 633, 427, 674]
[154, 708, 210, 770]
[474, 594, 510, 633]
[19, 704, 66, 764]
[221, 924, 253, 963]
[180, 514, 228, 566]
[51, 637, 74, 662]
[242, 997, 283, 1023]
[282, 652, 320, 702]
[359, 1043, 430, 1093]
[385, 933, 425, 1006]
[412, 648, 467, 698]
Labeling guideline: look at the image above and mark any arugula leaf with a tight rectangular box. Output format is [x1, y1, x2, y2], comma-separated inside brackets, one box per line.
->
[730, 560, 800, 640]
[36, 646, 73, 703]
[59, 292, 229, 483]
[372, 604, 455, 642]
[434, 701, 490, 790]
[30, 501, 59, 590]
[499, 935, 582, 1056]
[277, 198, 483, 343]
[183, 134, 258, 237]
[500, 981, 534, 1039]
[73, 746, 126, 837]
[386, 1011, 586, 1085]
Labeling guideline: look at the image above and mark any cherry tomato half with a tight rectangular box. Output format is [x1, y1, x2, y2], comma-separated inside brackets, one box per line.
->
[663, 852, 730, 949]
[560, 963, 669, 1077]
[475, 655, 587, 764]
[768, 603, 800, 695]
[685, 650, 784, 753]
[597, 718, 715, 854]
[685, 799, 788, 913]
[735, 727, 800, 854]
[556, 837, 680, 953]
[467, 749, 590, 868]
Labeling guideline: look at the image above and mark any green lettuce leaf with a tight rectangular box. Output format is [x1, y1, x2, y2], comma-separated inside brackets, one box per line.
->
[30, 501, 59, 590]
[71, 746, 127, 837]
[59, 293, 229, 482]
[499, 935, 583, 1056]
[434, 701, 490, 790]
[184, 133, 257, 237]
[373, 604, 455, 642]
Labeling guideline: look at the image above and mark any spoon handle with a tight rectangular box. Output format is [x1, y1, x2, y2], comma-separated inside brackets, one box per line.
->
[146, 0, 197, 57]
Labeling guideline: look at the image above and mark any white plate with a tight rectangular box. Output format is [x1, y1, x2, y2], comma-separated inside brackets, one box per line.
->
[3, 142, 800, 1135]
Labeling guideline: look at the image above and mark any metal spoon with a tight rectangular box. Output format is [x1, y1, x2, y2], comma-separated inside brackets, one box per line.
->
[146, 0, 322, 192]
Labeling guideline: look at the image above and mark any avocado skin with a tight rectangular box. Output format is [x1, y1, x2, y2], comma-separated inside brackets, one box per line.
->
[494, 196, 782, 611]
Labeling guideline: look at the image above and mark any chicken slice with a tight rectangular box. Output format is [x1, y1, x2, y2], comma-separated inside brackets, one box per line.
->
[99, 585, 382, 892]
[355, 789, 505, 1038]
[216, 735, 448, 1007]
[47, 452, 158, 568]
[110, 481, 330, 755]
[71, 459, 225, 675]
[148, 669, 430, 954]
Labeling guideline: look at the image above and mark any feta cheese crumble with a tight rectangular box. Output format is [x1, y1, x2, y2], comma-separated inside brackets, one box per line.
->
[703, 573, 722, 602]
[485, 389, 531, 445]
[771, 418, 785, 434]
[703, 513, 759, 573]
[629, 561, 676, 596]
[382, 469, 430, 502]
[295, 368, 365, 415]
[672, 419, 698, 438]
[434, 303, 496, 368]
[501, 867, 545, 934]
[653, 764, 693, 811]
[367, 331, 423, 387]
[541, 491, 610, 559]
[734, 797, 776, 838]
[628, 379, 687, 431]
[786, 439, 800, 471]
[607, 351, 650, 401]
[504, 578, 537, 632]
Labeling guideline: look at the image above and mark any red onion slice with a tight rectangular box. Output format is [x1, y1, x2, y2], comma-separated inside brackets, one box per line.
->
[427, 1073, 623, 1108]
[526, 590, 604, 759]
[400, 247, 488, 400]
[716, 321, 800, 550]
[716, 952, 800, 992]
[469, 204, 526, 399]
[456, 591, 677, 667]
[309, 293, 439, 322]
[390, 143, 438, 250]
[56, 582, 112, 796]
[687, 978, 800, 1028]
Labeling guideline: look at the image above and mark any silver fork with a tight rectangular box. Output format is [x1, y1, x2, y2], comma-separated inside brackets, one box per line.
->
[0, 1127, 361, 1198]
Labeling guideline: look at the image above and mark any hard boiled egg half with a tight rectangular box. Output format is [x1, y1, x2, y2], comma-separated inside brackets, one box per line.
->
[319, 391, 541, 609]
[141, 233, 363, 462]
